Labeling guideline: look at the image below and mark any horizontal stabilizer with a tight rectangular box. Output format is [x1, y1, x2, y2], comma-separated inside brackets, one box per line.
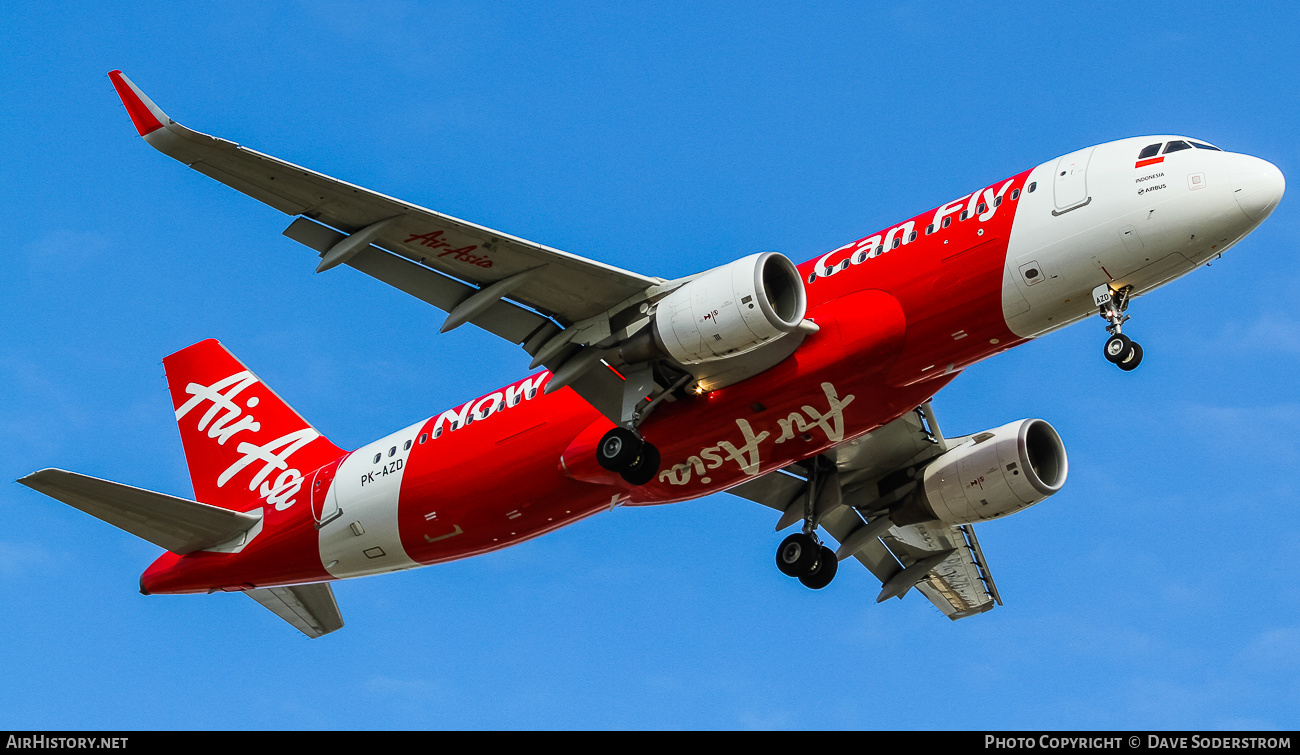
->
[246, 583, 344, 638]
[17, 469, 260, 555]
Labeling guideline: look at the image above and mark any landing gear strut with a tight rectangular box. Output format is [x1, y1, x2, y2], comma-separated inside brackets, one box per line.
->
[774, 457, 839, 589]
[1095, 283, 1143, 371]
[596, 427, 661, 486]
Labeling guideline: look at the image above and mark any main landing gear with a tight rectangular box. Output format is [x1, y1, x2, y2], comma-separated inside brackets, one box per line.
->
[776, 532, 837, 589]
[1095, 283, 1143, 371]
[596, 427, 661, 486]
[773, 456, 840, 589]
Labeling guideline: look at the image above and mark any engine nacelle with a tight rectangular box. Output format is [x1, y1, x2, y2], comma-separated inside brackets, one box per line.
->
[649, 252, 806, 365]
[892, 419, 1068, 526]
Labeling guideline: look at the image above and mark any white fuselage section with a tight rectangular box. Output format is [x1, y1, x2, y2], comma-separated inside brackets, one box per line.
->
[318, 422, 423, 579]
[1001, 135, 1283, 337]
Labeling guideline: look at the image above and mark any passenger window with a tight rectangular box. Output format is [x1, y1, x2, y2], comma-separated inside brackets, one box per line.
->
[926, 224, 935, 235]
[389, 446, 396, 457]
[891, 237, 901, 249]
[1010, 188, 1020, 200]
[434, 426, 444, 439]
[1163, 140, 1192, 154]
[838, 259, 850, 271]
[960, 210, 969, 220]
[854, 250, 867, 263]
[419, 433, 427, 444]
[1138, 143, 1162, 159]
[994, 196, 1002, 207]
[1028, 182, 1037, 193]
[404, 439, 412, 451]
[372, 453, 381, 463]
[807, 272, 817, 283]
[977, 202, 987, 214]
[875, 245, 884, 256]
[942, 216, 952, 228]
[1191, 141, 1222, 151]
[907, 231, 917, 242]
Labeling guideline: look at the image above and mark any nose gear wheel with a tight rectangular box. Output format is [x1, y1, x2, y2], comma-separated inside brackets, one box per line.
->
[1096, 284, 1143, 370]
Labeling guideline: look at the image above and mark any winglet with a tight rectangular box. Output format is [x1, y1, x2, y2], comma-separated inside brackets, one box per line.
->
[108, 70, 169, 137]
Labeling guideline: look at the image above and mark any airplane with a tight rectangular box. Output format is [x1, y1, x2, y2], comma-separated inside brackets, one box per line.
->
[17, 71, 1284, 637]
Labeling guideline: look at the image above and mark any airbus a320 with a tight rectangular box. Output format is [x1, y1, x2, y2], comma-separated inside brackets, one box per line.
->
[18, 71, 1285, 636]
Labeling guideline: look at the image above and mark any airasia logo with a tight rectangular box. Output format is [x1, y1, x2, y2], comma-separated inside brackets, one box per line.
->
[658, 382, 855, 486]
[404, 231, 494, 268]
[174, 371, 317, 511]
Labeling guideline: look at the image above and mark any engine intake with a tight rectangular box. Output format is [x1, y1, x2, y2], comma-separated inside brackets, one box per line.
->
[892, 418, 1068, 526]
[641, 252, 806, 365]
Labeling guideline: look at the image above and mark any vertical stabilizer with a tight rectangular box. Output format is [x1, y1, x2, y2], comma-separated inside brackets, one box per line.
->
[164, 339, 344, 512]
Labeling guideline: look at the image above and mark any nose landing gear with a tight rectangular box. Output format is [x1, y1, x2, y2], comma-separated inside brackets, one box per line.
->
[1095, 283, 1143, 371]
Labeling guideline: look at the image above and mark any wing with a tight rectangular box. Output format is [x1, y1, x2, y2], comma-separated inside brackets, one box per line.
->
[728, 403, 1002, 620]
[109, 70, 671, 423]
[109, 71, 659, 327]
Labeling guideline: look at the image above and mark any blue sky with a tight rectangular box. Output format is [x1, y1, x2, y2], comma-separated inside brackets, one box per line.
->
[2, 1, 1298, 730]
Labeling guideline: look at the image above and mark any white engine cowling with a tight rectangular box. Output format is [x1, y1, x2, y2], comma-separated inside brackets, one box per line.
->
[651, 252, 806, 364]
[893, 419, 1068, 526]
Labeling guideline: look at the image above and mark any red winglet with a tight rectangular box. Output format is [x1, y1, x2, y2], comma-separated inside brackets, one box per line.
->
[108, 70, 166, 137]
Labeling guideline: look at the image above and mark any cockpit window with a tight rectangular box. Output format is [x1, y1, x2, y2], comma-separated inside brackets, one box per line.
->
[1163, 140, 1192, 155]
[1191, 141, 1222, 151]
[1138, 143, 1162, 159]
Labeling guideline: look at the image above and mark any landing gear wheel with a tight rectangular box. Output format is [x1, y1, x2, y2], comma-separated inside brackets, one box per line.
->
[776, 533, 820, 577]
[597, 427, 642, 472]
[798, 546, 839, 590]
[1117, 341, 1143, 371]
[619, 442, 660, 486]
[1104, 334, 1132, 364]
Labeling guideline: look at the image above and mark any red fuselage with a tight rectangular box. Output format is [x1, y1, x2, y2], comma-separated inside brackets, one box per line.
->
[141, 167, 1033, 594]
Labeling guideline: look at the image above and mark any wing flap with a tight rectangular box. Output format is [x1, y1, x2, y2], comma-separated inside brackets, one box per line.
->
[17, 469, 260, 555]
[283, 217, 549, 344]
[815, 505, 903, 586]
[245, 583, 344, 638]
[884, 521, 997, 619]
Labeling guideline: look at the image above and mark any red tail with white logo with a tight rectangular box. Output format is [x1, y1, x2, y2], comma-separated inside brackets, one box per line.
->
[164, 339, 344, 512]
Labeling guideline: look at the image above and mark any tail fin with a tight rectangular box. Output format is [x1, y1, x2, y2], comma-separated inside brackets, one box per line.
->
[164, 339, 344, 512]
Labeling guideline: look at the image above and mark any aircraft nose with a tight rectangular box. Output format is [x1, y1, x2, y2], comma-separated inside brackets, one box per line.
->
[1230, 154, 1285, 222]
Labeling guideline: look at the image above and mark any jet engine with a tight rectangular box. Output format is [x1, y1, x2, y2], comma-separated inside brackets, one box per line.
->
[625, 252, 806, 365]
[891, 419, 1068, 526]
